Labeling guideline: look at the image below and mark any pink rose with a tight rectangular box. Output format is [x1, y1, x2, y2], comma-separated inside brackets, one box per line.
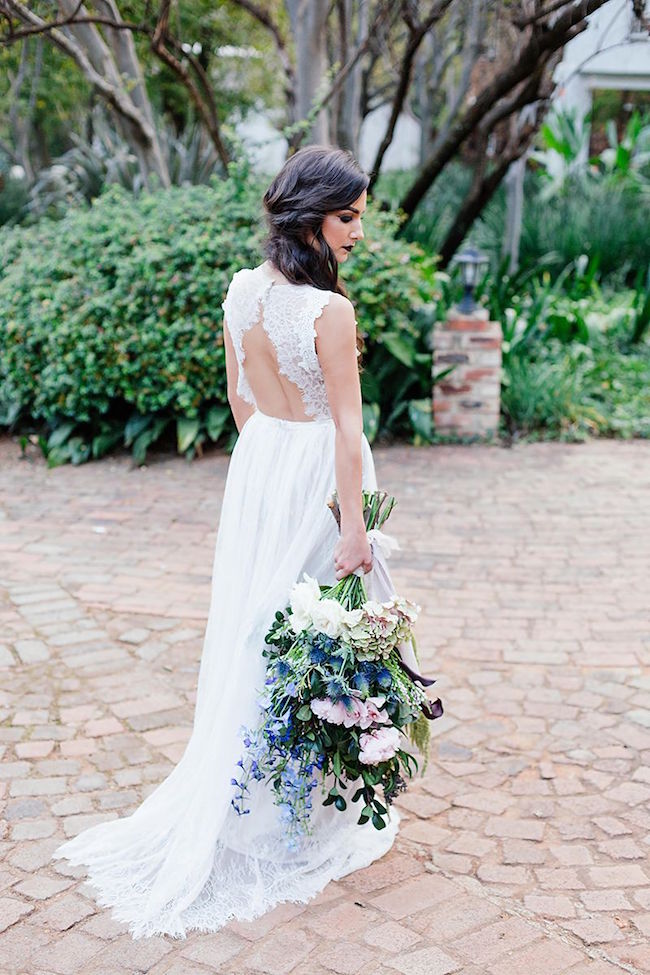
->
[358, 726, 402, 764]
[341, 697, 366, 728]
[311, 697, 340, 723]
[310, 696, 360, 727]
[358, 695, 390, 729]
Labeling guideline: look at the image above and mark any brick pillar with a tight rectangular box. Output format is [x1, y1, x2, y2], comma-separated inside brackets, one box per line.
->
[432, 308, 502, 439]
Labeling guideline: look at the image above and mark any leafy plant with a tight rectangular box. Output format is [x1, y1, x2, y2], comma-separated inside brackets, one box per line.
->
[530, 106, 592, 198]
[502, 328, 650, 441]
[501, 348, 602, 438]
[629, 273, 650, 345]
[2, 108, 226, 228]
[0, 162, 440, 463]
[596, 111, 650, 185]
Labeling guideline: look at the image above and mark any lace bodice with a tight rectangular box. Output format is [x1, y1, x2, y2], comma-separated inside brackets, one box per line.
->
[221, 264, 339, 421]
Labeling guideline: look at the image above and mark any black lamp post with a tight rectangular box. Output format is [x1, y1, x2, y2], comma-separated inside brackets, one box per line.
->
[455, 246, 489, 314]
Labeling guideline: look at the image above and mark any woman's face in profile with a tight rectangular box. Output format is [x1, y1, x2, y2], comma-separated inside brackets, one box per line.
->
[314, 189, 367, 263]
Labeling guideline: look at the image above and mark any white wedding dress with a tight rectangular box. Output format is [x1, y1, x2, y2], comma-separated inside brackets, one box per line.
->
[52, 262, 401, 939]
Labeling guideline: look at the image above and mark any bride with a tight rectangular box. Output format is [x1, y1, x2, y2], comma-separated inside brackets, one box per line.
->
[52, 144, 402, 939]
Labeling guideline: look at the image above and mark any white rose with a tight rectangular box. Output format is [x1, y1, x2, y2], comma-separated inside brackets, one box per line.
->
[310, 598, 346, 638]
[288, 573, 322, 633]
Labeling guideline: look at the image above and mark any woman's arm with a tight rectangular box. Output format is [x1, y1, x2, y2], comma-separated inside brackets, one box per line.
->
[224, 317, 256, 433]
[315, 294, 372, 580]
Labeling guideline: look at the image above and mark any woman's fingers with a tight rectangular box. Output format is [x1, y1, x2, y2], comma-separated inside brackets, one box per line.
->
[334, 558, 373, 579]
[333, 536, 373, 579]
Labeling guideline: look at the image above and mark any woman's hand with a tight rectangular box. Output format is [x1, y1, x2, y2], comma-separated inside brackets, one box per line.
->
[334, 527, 373, 580]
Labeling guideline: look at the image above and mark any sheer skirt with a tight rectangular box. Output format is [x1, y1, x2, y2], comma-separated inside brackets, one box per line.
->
[52, 410, 400, 939]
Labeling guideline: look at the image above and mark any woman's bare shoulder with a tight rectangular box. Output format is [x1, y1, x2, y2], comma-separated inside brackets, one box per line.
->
[316, 291, 356, 330]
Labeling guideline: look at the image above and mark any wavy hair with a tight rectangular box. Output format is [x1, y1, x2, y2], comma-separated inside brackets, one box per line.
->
[262, 145, 368, 362]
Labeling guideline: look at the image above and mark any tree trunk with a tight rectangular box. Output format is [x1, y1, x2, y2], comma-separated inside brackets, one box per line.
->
[335, 0, 366, 153]
[285, 0, 331, 145]
[438, 127, 536, 267]
[503, 155, 526, 273]
[4, 0, 170, 186]
[367, 0, 455, 188]
[57, 0, 169, 186]
[415, 31, 434, 163]
[8, 36, 38, 179]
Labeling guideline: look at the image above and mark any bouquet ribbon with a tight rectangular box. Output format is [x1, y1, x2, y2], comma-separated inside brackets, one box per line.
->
[357, 530, 443, 721]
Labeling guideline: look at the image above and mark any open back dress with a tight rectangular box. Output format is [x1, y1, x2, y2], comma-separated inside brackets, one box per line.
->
[52, 261, 401, 939]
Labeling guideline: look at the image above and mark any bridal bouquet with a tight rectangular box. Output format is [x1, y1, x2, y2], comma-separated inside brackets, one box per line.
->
[231, 490, 443, 846]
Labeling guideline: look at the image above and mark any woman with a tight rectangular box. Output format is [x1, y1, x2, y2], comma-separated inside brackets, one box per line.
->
[52, 145, 401, 939]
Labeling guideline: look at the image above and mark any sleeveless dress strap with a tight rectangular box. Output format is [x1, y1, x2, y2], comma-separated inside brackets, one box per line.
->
[221, 269, 261, 407]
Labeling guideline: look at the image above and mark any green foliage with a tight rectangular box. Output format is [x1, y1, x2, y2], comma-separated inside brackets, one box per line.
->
[389, 112, 650, 287]
[430, 254, 650, 442]
[338, 207, 442, 442]
[501, 323, 650, 441]
[0, 35, 90, 163]
[629, 272, 650, 345]
[3, 113, 238, 228]
[0, 2, 287, 192]
[0, 162, 440, 464]
[0, 172, 29, 225]
[518, 178, 650, 284]
[376, 163, 472, 257]
[0, 160, 262, 464]
[539, 106, 590, 165]
[501, 349, 601, 438]
[594, 110, 650, 184]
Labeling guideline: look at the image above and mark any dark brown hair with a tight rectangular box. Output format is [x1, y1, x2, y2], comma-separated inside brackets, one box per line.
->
[262, 145, 368, 361]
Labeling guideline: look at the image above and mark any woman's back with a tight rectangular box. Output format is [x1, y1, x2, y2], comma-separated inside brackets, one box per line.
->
[222, 261, 355, 423]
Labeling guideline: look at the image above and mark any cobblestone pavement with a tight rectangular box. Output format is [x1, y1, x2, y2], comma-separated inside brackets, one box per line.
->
[1, 434, 649, 975]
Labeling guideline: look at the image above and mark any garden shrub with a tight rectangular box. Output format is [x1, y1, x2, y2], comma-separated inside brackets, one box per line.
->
[501, 332, 650, 441]
[0, 159, 439, 465]
[390, 164, 650, 288]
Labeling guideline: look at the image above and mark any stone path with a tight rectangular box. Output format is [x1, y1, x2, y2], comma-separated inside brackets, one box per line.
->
[0, 435, 649, 975]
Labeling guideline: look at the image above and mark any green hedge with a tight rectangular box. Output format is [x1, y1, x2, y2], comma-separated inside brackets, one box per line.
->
[0, 160, 439, 465]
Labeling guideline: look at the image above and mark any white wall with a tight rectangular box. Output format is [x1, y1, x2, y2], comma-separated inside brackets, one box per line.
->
[553, 0, 650, 118]
[233, 103, 421, 176]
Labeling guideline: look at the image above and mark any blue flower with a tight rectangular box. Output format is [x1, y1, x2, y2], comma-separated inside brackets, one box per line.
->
[376, 666, 392, 688]
[326, 676, 347, 699]
[275, 659, 291, 678]
[351, 672, 370, 696]
[309, 646, 327, 665]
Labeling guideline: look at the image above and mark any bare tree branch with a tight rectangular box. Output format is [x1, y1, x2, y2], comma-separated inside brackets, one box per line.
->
[1, 0, 229, 172]
[150, 0, 229, 166]
[3, 0, 157, 140]
[367, 0, 456, 188]
[438, 121, 538, 264]
[423, 0, 483, 170]
[398, 0, 611, 221]
[513, 0, 590, 29]
[0, 0, 144, 41]
[437, 55, 560, 264]
[227, 0, 296, 115]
